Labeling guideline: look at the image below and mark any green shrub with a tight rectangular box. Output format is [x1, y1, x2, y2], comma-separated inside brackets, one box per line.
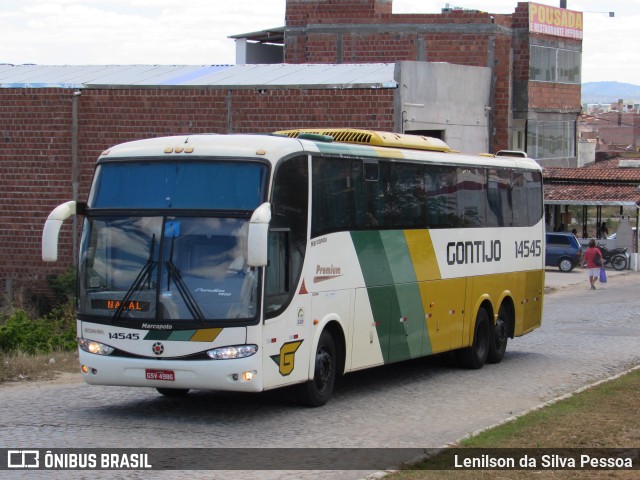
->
[0, 301, 77, 355]
[47, 268, 76, 305]
[30, 268, 77, 317]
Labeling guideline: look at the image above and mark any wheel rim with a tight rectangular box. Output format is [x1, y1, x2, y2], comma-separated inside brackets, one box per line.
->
[494, 318, 507, 352]
[559, 259, 572, 271]
[314, 347, 333, 393]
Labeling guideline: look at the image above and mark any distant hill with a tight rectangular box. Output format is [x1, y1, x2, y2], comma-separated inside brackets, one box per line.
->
[582, 81, 640, 104]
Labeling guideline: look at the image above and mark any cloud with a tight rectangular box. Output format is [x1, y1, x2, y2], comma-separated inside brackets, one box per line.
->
[0, 0, 286, 65]
[1, 0, 638, 85]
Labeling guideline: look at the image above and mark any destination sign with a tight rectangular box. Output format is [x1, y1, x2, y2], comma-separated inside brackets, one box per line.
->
[91, 300, 150, 311]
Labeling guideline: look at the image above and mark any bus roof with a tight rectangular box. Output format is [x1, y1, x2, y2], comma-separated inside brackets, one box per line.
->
[98, 131, 540, 171]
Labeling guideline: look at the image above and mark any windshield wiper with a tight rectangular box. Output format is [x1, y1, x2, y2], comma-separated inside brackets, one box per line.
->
[112, 235, 156, 323]
[165, 236, 205, 322]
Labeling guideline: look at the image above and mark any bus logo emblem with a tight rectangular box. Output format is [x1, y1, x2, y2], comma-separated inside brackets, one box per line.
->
[152, 342, 164, 355]
[270, 340, 303, 376]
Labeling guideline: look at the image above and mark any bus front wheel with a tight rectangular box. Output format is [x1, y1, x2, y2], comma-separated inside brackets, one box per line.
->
[297, 330, 337, 407]
[457, 308, 490, 369]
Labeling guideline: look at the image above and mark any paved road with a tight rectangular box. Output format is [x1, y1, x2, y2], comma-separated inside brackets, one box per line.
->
[544, 263, 631, 289]
[2, 271, 640, 479]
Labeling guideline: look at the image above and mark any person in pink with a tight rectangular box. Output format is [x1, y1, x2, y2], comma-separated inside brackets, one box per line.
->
[582, 239, 603, 290]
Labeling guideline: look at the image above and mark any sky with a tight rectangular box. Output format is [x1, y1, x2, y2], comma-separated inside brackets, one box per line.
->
[0, 0, 637, 85]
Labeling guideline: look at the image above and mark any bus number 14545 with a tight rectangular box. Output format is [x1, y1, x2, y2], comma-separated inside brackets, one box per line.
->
[515, 240, 541, 258]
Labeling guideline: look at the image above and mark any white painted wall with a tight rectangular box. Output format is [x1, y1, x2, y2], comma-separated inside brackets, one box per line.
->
[396, 61, 492, 154]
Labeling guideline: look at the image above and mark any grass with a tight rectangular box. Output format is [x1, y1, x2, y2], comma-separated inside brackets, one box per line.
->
[0, 350, 79, 383]
[388, 368, 640, 479]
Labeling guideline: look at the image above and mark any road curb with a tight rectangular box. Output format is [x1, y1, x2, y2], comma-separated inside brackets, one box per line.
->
[363, 363, 640, 479]
[453, 363, 640, 444]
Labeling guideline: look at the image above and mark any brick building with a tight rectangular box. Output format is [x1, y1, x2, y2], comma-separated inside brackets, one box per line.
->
[1, 0, 584, 306]
[596, 112, 640, 152]
[0, 65, 400, 306]
[238, 0, 582, 163]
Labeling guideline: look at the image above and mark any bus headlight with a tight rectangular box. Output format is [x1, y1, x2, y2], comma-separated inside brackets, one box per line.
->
[78, 338, 115, 356]
[207, 344, 258, 360]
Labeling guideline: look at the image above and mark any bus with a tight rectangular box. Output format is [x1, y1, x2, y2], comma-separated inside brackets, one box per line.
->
[42, 129, 544, 407]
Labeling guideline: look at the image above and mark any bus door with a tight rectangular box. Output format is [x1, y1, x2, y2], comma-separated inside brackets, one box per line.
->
[261, 155, 311, 389]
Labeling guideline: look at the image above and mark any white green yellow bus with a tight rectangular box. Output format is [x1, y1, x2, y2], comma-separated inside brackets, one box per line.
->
[42, 129, 544, 407]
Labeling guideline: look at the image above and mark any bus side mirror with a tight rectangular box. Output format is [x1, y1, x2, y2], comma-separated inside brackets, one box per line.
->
[247, 202, 271, 267]
[42, 201, 78, 261]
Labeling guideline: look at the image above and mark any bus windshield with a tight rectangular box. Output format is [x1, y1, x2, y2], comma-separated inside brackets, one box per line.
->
[78, 216, 258, 323]
[78, 159, 268, 324]
[89, 161, 267, 210]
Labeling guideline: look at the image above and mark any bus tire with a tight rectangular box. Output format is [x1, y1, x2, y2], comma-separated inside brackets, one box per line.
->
[156, 388, 190, 397]
[297, 330, 337, 407]
[487, 305, 508, 364]
[458, 308, 490, 369]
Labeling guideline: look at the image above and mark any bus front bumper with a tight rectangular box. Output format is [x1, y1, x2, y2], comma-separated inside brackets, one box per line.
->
[78, 349, 264, 392]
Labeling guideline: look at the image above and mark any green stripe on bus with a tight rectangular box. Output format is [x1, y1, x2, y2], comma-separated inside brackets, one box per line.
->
[351, 231, 429, 362]
[380, 230, 416, 284]
[143, 330, 173, 341]
[351, 231, 394, 286]
[383, 231, 431, 358]
[144, 330, 196, 341]
[380, 231, 426, 358]
[351, 231, 392, 363]
[169, 330, 197, 341]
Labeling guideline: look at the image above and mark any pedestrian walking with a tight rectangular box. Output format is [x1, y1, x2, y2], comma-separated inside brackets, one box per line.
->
[582, 239, 603, 290]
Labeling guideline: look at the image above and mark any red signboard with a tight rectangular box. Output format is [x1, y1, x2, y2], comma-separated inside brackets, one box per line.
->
[529, 2, 583, 40]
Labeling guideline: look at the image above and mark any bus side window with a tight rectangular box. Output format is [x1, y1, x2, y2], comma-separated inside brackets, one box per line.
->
[487, 168, 512, 227]
[312, 157, 355, 235]
[265, 228, 289, 313]
[425, 166, 459, 228]
[265, 155, 308, 318]
[457, 167, 486, 227]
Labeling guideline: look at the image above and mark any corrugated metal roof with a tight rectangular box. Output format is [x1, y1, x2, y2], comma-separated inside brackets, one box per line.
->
[0, 63, 397, 90]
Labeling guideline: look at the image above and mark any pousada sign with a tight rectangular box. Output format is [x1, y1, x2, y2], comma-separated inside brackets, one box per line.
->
[529, 2, 583, 39]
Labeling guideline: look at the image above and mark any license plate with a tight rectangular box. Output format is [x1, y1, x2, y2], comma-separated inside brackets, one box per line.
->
[145, 369, 175, 381]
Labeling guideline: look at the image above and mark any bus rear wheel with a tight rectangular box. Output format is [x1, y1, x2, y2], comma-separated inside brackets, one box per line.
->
[487, 305, 509, 364]
[457, 308, 490, 369]
[297, 330, 337, 407]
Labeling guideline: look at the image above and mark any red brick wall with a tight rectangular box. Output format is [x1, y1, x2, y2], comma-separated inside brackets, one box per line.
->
[0, 87, 394, 306]
[284, 1, 514, 152]
[528, 82, 581, 110]
[598, 112, 640, 147]
[285, 0, 583, 152]
[493, 35, 515, 150]
[286, 5, 501, 65]
[286, 0, 392, 26]
[0, 89, 73, 305]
